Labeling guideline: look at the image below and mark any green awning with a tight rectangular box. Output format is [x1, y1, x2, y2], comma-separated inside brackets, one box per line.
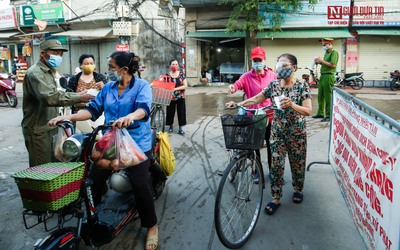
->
[356, 29, 400, 36]
[257, 29, 353, 39]
[186, 31, 246, 38]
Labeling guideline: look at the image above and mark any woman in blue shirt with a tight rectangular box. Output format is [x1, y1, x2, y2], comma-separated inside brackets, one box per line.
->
[48, 52, 158, 250]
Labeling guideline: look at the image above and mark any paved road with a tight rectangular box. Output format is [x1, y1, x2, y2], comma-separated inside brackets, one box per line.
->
[0, 84, 399, 249]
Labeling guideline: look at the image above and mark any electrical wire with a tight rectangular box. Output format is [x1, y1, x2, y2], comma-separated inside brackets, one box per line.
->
[127, 1, 181, 47]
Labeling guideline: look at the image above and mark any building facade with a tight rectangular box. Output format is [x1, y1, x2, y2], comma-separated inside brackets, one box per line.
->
[181, 0, 400, 87]
[0, 0, 185, 82]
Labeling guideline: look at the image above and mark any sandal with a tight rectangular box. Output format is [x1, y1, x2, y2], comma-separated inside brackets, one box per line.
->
[264, 201, 281, 215]
[293, 192, 303, 203]
[146, 231, 158, 250]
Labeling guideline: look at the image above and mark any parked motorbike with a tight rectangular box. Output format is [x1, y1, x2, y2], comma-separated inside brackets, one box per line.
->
[31, 121, 166, 249]
[302, 66, 319, 88]
[0, 73, 17, 107]
[334, 70, 364, 90]
[389, 70, 400, 91]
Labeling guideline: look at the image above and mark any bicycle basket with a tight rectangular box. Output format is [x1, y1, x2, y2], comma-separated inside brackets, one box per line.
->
[221, 114, 268, 150]
[151, 77, 176, 106]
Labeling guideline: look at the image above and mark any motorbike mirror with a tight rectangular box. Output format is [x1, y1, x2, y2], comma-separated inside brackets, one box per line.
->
[59, 77, 69, 89]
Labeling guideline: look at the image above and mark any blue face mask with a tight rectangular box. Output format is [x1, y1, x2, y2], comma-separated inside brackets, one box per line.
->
[322, 46, 329, 51]
[107, 68, 123, 82]
[46, 54, 63, 68]
[252, 61, 264, 71]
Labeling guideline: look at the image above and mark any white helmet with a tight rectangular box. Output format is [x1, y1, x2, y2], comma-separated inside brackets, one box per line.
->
[110, 170, 133, 193]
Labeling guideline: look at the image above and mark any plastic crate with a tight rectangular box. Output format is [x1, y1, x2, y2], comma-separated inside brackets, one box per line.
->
[11, 162, 84, 212]
[221, 114, 268, 150]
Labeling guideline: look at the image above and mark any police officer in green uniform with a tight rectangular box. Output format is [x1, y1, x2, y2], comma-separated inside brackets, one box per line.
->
[22, 40, 95, 167]
[312, 38, 339, 122]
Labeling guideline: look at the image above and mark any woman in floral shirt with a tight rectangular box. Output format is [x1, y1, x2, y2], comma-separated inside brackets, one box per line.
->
[166, 59, 188, 135]
[226, 53, 312, 215]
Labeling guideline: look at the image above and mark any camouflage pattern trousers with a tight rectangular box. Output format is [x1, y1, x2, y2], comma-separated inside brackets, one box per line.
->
[269, 124, 307, 200]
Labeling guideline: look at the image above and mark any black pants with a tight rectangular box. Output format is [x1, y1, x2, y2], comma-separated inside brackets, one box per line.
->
[89, 150, 157, 228]
[166, 98, 186, 126]
[255, 123, 272, 173]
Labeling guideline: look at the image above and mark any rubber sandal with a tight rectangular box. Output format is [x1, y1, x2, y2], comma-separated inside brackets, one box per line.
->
[293, 192, 303, 203]
[264, 202, 281, 215]
[146, 234, 158, 250]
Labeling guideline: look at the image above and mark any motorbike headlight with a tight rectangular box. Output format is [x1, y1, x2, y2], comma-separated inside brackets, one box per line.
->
[62, 137, 82, 158]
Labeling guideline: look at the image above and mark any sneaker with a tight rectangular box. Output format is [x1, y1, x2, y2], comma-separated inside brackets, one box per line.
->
[178, 129, 185, 135]
[252, 170, 259, 184]
[168, 128, 173, 133]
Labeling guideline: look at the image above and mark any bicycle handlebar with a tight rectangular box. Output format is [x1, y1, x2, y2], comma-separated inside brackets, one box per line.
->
[225, 104, 278, 113]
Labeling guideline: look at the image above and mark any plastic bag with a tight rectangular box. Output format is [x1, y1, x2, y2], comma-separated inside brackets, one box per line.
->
[91, 128, 117, 170]
[91, 127, 147, 170]
[151, 75, 175, 90]
[53, 127, 69, 161]
[118, 128, 147, 169]
[156, 131, 176, 176]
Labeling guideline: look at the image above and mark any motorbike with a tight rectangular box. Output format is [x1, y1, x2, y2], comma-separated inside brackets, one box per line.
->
[334, 70, 364, 90]
[389, 70, 400, 91]
[0, 73, 18, 107]
[302, 66, 319, 88]
[29, 121, 167, 249]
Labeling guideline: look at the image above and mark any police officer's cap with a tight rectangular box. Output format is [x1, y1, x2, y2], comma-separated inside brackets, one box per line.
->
[40, 40, 68, 52]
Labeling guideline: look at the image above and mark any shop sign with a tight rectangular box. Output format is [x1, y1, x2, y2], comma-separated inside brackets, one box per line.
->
[116, 44, 129, 52]
[345, 36, 359, 73]
[0, 7, 18, 29]
[19, 2, 65, 27]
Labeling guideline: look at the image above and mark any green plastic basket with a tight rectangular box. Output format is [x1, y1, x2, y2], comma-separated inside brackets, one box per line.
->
[11, 162, 85, 212]
[21, 190, 80, 211]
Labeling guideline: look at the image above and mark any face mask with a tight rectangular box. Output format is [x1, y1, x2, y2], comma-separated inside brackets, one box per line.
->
[107, 68, 123, 82]
[170, 65, 179, 71]
[81, 65, 96, 74]
[46, 54, 63, 68]
[277, 68, 293, 79]
[322, 46, 329, 51]
[252, 61, 264, 71]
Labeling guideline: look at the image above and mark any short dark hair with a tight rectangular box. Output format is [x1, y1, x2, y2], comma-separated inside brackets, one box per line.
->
[78, 54, 95, 65]
[109, 51, 140, 75]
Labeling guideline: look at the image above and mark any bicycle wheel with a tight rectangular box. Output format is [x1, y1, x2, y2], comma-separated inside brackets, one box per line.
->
[151, 106, 165, 132]
[214, 154, 263, 249]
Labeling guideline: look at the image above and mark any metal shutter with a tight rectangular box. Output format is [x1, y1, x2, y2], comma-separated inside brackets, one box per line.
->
[358, 36, 400, 81]
[260, 39, 343, 80]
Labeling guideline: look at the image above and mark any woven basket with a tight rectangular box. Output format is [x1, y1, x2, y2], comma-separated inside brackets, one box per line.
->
[11, 162, 84, 212]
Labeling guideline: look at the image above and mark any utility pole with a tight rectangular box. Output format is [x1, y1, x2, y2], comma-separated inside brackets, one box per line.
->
[112, 0, 139, 52]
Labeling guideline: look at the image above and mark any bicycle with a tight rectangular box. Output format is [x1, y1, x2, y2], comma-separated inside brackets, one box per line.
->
[150, 76, 175, 132]
[214, 104, 275, 249]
